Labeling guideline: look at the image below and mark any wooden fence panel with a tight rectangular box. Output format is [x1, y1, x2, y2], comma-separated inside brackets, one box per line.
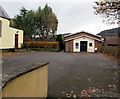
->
[100, 46, 120, 58]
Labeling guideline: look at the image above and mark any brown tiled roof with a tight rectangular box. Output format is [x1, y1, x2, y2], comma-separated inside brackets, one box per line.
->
[64, 31, 103, 42]
[104, 37, 119, 45]
[64, 31, 101, 38]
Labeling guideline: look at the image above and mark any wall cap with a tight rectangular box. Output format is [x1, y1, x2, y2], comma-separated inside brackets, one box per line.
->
[1, 62, 49, 88]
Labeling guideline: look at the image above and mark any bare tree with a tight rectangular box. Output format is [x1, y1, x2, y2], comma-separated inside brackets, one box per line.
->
[93, 0, 120, 24]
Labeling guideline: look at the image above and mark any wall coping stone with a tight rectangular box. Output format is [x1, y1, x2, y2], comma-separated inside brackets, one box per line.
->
[1, 62, 49, 89]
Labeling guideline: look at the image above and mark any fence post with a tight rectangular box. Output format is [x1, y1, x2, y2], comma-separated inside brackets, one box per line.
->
[101, 46, 119, 58]
[115, 46, 119, 57]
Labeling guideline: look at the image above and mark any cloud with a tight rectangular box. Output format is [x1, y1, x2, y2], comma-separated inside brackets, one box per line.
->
[0, 0, 97, 3]
[0, 1, 118, 35]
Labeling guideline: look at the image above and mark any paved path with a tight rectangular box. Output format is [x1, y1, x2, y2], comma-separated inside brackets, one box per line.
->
[2, 52, 119, 97]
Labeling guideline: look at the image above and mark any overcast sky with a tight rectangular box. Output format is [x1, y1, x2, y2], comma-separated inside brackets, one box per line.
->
[0, 0, 118, 35]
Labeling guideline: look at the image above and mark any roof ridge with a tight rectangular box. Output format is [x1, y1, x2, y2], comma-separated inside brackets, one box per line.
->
[65, 34, 103, 42]
[64, 31, 101, 38]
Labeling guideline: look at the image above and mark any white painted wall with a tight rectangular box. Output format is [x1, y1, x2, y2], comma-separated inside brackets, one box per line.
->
[73, 36, 95, 52]
[0, 17, 23, 49]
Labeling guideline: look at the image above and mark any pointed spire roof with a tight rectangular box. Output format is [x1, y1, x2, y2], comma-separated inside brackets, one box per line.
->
[0, 5, 10, 19]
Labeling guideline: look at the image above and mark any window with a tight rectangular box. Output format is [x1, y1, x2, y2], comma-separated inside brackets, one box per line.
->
[0, 20, 2, 37]
[89, 43, 92, 46]
[76, 43, 79, 49]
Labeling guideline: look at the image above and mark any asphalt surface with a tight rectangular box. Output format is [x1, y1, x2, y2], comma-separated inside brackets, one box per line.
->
[2, 52, 119, 97]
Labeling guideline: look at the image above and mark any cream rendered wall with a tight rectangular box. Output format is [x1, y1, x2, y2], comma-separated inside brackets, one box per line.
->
[73, 37, 95, 52]
[0, 17, 23, 49]
[10, 28, 23, 48]
[2, 65, 48, 97]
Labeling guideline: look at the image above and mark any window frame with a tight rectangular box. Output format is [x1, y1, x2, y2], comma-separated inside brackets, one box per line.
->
[89, 43, 92, 47]
[75, 43, 79, 49]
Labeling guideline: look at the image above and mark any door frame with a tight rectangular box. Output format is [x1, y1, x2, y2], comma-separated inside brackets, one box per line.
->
[80, 41, 88, 52]
[15, 34, 18, 48]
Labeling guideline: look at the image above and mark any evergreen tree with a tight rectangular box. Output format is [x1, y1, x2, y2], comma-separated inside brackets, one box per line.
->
[56, 34, 65, 50]
[10, 4, 58, 41]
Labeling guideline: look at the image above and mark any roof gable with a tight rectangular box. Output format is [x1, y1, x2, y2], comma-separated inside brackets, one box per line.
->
[64, 32, 102, 41]
[64, 31, 101, 38]
[65, 34, 103, 42]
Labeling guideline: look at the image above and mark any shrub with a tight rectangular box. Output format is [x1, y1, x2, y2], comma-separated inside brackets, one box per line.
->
[24, 36, 31, 41]
[56, 34, 65, 50]
[23, 41, 59, 50]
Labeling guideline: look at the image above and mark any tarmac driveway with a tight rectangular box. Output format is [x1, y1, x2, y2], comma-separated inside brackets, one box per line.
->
[2, 52, 119, 97]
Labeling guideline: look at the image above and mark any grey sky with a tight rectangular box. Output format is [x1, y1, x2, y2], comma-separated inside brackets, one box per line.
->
[0, 0, 118, 35]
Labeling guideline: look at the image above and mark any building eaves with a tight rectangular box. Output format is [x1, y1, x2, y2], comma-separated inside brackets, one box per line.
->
[65, 35, 104, 42]
[64, 31, 102, 38]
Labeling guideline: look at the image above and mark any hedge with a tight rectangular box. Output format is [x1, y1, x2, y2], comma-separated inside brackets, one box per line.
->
[22, 42, 59, 50]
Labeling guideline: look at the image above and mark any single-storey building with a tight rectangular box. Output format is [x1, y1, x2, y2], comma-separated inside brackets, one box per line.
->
[0, 5, 23, 50]
[64, 31, 104, 52]
[103, 37, 119, 46]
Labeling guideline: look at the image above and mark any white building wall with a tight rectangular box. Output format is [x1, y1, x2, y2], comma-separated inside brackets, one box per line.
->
[0, 17, 23, 49]
[73, 37, 95, 52]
